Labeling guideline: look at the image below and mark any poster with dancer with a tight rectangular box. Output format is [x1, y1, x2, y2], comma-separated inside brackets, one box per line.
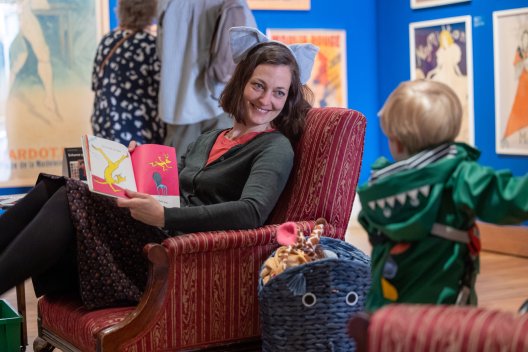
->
[247, 0, 310, 10]
[493, 7, 528, 156]
[410, 16, 474, 145]
[266, 29, 347, 108]
[0, 0, 109, 187]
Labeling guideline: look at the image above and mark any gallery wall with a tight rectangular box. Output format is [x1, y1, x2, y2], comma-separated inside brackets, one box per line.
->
[108, 0, 380, 184]
[250, 2, 379, 184]
[3, 0, 525, 195]
[377, 0, 528, 176]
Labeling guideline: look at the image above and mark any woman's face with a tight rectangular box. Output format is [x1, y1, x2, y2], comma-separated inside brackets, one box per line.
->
[242, 64, 292, 130]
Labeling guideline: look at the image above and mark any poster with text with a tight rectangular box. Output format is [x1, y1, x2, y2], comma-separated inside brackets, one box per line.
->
[247, 0, 310, 10]
[267, 29, 348, 109]
[410, 16, 474, 145]
[0, 0, 109, 187]
[493, 7, 528, 155]
[411, 0, 470, 10]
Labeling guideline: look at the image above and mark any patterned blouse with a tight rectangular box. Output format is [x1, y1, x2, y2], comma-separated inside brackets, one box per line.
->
[91, 29, 165, 145]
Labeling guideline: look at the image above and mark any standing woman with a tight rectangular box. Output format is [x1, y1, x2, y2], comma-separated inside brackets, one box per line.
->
[91, 0, 165, 145]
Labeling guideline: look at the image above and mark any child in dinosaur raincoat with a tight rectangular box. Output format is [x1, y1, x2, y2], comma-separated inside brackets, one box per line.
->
[358, 79, 528, 312]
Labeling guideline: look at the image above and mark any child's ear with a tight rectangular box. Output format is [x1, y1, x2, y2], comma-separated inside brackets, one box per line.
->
[393, 139, 406, 154]
[388, 138, 409, 161]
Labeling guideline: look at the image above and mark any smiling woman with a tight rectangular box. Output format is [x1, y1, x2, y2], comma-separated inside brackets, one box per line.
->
[0, 26, 320, 311]
[220, 27, 318, 143]
[240, 64, 292, 133]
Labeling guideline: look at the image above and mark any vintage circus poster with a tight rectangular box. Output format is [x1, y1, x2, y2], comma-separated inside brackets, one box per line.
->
[266, 28, 348, 108]
[493, 7, 528, 155]
[0, 0, 108, 187]
[410, 16, 474, 145]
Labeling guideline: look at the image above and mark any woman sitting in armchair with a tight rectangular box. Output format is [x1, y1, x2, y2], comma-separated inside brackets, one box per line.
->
[0, 26, 318, 309]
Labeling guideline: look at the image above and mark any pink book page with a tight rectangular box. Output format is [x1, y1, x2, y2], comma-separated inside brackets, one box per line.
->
[131, 144, 180, 207]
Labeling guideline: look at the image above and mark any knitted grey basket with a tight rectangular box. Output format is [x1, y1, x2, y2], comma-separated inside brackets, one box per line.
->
[258, 237, 371, 352]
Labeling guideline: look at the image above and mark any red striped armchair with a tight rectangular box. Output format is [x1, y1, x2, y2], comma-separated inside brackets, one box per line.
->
[348, 304, 528, 352]
[35, 107, 367, 351]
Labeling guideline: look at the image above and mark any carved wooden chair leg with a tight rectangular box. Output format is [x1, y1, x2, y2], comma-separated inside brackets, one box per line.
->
[33, 336, 55, 352]
[15, 282, 28, 351]
[348, 312, 371, 352]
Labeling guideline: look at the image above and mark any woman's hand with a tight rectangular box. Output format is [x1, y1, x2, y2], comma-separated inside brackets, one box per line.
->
[116, 189, 165, 227]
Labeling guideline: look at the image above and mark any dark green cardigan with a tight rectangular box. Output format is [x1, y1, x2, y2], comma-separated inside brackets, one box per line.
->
[164, 129, 294, 234]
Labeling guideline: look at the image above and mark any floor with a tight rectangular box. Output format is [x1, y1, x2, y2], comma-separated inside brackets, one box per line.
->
[1, 224, 527, 351]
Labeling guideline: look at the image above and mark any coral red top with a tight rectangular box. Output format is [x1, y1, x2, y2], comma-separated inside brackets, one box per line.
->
[207, 129, 275, 165]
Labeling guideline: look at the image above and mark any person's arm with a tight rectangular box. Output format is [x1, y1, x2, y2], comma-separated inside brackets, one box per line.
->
[144, 34, 161, 94]
[91, 37, 105, 91]
[165, 137, 294, 234]
[451, 162, 528, 224]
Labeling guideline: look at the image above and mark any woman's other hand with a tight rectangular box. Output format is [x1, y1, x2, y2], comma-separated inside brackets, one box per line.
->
[116, 189, 165, 227]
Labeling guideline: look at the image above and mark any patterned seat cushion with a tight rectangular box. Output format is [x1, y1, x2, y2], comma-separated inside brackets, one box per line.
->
[38, 295, 134, 351]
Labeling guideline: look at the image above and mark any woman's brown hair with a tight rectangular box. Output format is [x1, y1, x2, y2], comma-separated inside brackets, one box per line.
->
[117, 0, 157, 31]
[220, 42, 313, 142]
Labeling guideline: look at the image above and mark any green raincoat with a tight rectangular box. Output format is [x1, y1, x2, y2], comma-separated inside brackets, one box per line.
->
[357, 143, 528, 312]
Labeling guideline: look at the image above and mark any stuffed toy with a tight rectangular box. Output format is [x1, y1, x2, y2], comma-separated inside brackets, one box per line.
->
[260, 218, 330, 284]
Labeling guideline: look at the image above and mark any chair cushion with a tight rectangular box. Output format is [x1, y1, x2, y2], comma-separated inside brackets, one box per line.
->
[38, 295, 135, 351]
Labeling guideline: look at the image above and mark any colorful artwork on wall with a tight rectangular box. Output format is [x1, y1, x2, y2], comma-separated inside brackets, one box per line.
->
[493, 7, 528, 156]
[410, 16, 474, 145]
[411, 0, 470, 10]
[266, 29, 348, 108]
[247, 0, 310, 10]
[0, 0, 108, 187]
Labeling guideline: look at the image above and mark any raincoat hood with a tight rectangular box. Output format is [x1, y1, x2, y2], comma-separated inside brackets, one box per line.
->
[358, 143, 480, 242]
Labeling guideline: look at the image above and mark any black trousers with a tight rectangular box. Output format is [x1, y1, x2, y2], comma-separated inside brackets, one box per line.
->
[0, 179, 78, 296]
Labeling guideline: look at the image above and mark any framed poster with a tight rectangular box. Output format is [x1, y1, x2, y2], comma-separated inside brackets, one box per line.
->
[0, 0, 109, 187]
[411, 0, 470, 10]
[493, 7, 528, 155]
[410, 16, 474, 145]
[247, 0, 310, 10]
[266, 29, 348, 108]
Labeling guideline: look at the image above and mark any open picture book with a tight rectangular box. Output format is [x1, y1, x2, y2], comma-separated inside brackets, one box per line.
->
[81, 135, 180, 208]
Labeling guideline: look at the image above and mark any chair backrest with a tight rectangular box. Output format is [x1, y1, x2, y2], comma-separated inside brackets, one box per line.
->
[349, 304, 528, 352]
[267, 107, 366, 238]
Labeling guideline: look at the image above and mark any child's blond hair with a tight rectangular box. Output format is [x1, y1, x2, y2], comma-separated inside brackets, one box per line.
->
[378, 79, 462, 155]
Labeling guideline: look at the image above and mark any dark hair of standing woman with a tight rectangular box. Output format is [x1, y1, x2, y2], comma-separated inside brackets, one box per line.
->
[117, 0, 157, 31]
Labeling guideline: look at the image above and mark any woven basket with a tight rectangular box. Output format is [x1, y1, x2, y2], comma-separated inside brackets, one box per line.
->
[258, 237, 371, 352]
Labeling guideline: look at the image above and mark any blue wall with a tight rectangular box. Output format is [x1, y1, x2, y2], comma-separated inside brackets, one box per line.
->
[106, 0, 379, 184]
[252, 2, 379, 184]
[377, 0, 528, 176]
[4, 1, 526, 195]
